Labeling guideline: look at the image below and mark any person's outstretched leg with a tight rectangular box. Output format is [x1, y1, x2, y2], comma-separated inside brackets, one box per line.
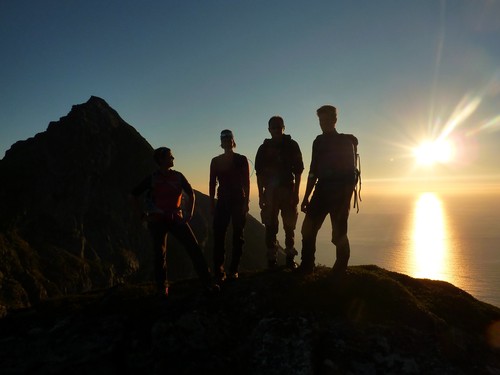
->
[172, 222, 212, 284]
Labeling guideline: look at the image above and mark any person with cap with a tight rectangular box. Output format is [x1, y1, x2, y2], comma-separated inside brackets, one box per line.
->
[255, 116, 304, 269]
[130, 147, 217, 298]
[298, 105, 359, 278]
[209, 130, 250, 283]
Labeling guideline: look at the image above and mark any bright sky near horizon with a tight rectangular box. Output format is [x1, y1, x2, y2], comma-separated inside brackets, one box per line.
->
[1, 0, 500, 196]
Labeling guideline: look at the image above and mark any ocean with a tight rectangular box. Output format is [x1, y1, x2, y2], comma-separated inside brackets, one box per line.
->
[250, 192, 500, 308]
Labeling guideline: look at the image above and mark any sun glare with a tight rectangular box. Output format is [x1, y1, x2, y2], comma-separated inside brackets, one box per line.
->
[413, 139, 454, 166]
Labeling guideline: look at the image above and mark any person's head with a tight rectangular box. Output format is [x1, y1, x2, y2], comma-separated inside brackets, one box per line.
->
[316, 105, 338, 133]
[153, 147, 174, 168]
[268, 116, 285, 139]
[220, 129, 236, 150]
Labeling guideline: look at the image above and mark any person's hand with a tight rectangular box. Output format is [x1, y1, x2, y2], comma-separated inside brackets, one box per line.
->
[258, 195, 265, 210]
[291, 193, 300, 207]
[301, 199, 309, 213]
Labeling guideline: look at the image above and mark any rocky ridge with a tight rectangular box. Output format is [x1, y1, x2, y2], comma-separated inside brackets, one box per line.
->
[0, 265, 499, 374]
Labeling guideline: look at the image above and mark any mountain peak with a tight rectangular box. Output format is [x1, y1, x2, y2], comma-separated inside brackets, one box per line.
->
[58, 96, 125, 130]
[3, 97, 126, 159]
[87, 95, 110, 106]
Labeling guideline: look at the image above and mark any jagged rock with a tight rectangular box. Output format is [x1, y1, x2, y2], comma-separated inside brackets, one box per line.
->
[0, 266, 498, 374]
[250, 315, 314, 374]
[0, 96, 266, 309]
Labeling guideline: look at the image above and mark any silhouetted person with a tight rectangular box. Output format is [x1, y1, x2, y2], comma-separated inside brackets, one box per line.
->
[298, 106, 359, 277]
[210, 130, 250, 283]
[131, 147, 215, 297]
[255, 116, 304, 269]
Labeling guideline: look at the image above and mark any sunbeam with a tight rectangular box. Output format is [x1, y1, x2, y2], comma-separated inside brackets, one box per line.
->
[410, 94, 481, 167]
[467, 115, 500, 136]
[409, 74, 499, 168]
[438, 95, 482, 141]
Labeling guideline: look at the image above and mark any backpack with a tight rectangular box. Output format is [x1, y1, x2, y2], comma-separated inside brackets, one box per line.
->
[315, 133, 362, 212]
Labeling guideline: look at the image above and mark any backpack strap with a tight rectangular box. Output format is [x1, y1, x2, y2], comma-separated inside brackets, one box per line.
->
[353, 147, 362, 213]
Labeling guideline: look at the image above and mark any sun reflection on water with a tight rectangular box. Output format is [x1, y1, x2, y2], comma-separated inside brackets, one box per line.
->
[411, 192, 450, 280]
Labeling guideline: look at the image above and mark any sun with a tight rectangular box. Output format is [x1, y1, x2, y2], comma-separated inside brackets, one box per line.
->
[413, 139, 454, 166]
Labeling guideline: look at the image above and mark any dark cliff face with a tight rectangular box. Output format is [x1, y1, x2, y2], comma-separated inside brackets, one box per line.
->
[0, 96, 266, 309]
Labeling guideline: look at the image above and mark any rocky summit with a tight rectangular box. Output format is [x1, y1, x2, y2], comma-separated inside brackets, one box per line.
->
[0, 265, 499, 374]
[0, 96, 266, 310]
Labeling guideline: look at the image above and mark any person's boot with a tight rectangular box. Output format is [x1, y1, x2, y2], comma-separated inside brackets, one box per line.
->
[330, 260, 347, 281]
[295, 262, 314, 275]
[267, 245, 279, 269]
[285, 256, 298, 269]
[156, 281, 169, 299]
[205, 280, 221, 294]
[285, 248, 298, 269]
[268, 258, 278, 270]
[214, 270, 226, 284]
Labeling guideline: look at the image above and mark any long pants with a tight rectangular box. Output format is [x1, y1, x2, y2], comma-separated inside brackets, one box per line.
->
[213, 198, 247, 277]
[261, 186, 298, 259]
[149, 220, 211, 288]
[301, 184, 354, 270]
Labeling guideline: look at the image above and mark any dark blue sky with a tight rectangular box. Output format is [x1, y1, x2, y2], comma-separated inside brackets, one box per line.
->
[1, 0, 499, 194]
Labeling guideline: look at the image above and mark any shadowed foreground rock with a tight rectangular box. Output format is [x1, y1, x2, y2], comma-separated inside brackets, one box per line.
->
[0, 265, 499, 374]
